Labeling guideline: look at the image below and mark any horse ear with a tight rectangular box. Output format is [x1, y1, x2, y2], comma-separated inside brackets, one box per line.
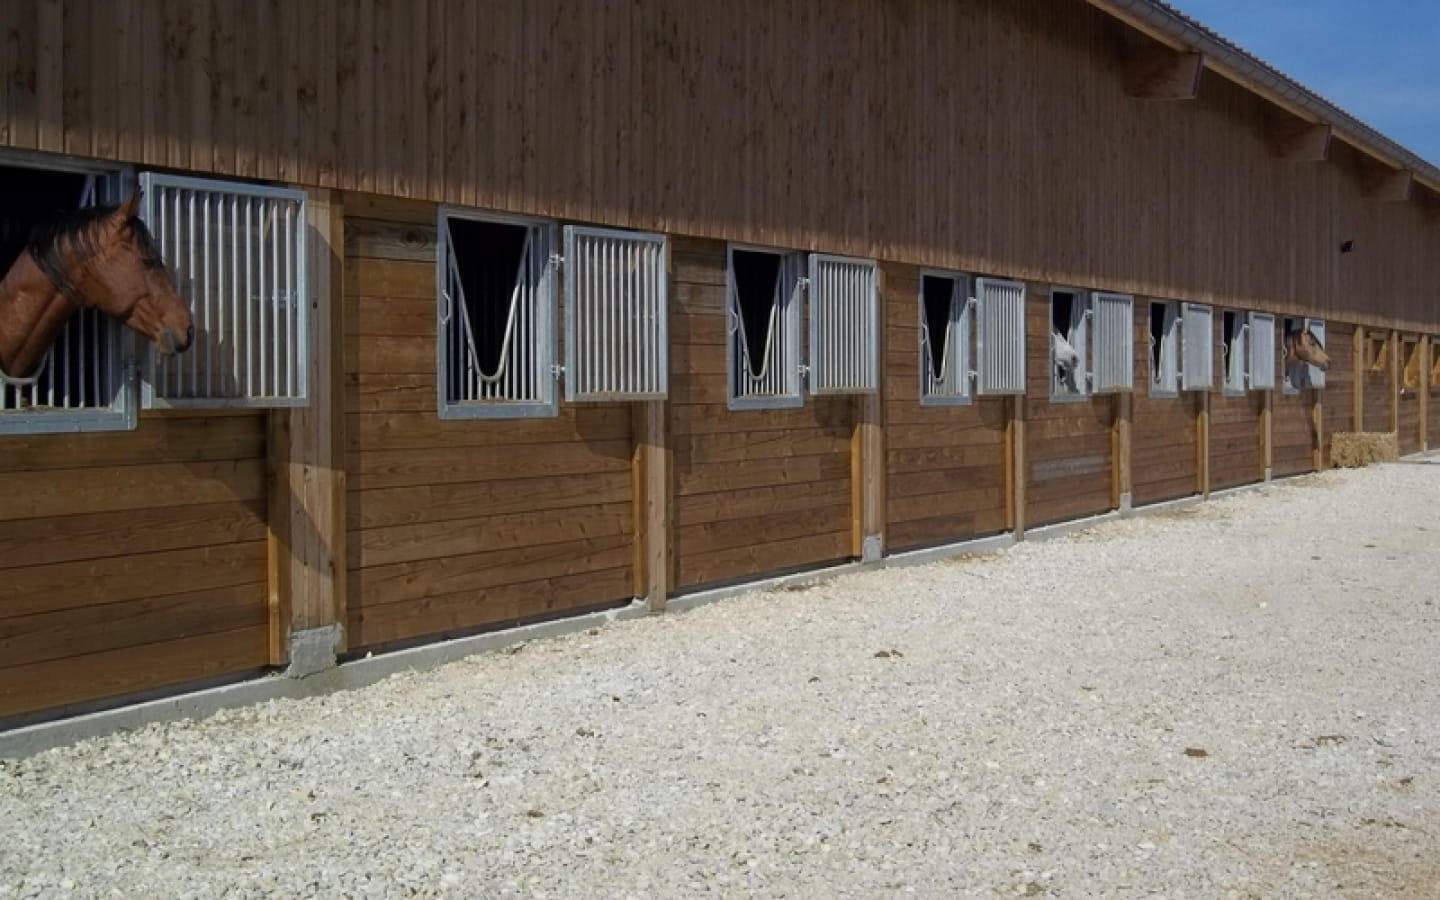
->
[111, 193, 141, 228]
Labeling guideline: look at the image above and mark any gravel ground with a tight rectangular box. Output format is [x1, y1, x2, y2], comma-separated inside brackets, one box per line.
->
[4, 462, 1440, 899]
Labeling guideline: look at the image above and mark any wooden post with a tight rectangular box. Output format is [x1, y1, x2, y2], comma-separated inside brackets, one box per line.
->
[1390, 328, 1401, 435]
[1197, 389, 1210, 497]
[268, 189, 347, 671]
[1353, 325, 1365, 432]
[1421, 335, 1430, 451]
[1009, 395, 1027, 538]
[633, 400, 669, 611]
[1260, 388, 1273, 480]
[1112, 391, 1132, 509]
[1311, 388, 1324, 471]
[851, 391, 885, 562]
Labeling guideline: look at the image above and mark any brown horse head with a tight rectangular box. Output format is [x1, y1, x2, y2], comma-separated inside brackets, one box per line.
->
[3, 194, 193, 380]
[1284, 328, 1331, 371]
[40, 195, 194, 356]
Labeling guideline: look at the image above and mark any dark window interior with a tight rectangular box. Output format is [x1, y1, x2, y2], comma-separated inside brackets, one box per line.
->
[447, 217, 529, 380]
[1052, 291, 1076, 339]
[921, 274, 955, 381]
[1149, 302, 1167, 377]
[731, 249, 782, 379]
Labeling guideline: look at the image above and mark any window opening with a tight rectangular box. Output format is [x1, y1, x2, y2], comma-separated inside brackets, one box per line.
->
[1221, 310, 1246, 395]
[919, 270, 971, 405]
[1148, 300, 1179, 397]
[1050, 289, 1087, 399]
[439, 208, 556, 419]
[727, 247, 802, 409]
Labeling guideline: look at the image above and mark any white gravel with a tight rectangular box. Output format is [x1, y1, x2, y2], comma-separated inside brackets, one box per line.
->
[4, 462, 1440, 898]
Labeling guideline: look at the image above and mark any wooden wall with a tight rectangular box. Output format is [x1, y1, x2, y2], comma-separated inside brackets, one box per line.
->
[343, 211, 635, 649]
[0, 412, 270, 722]
[883, 264, 1008, 551]
[1208, 311, 1265, 490]
[1131, 301, 1199, 505]
[1024, 286, 1114, 526]
[2, 0, 1438, 332]
[669, 238, 852, 590]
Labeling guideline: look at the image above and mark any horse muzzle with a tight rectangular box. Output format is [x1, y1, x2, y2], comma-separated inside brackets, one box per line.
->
[157, 324, 195, 355]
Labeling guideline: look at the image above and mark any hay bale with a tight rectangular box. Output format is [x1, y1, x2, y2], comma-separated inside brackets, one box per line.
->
[1330, 432, 1398, 467]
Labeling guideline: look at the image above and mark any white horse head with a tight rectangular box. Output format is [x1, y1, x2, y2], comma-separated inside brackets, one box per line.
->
[1053, 331, 1081, 393]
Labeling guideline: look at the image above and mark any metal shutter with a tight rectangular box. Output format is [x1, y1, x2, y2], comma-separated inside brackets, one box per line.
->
[975, 277, 1026, 396]
[1248, 312, 1276, 390]
[1091, 291, 1133, 393]
[1181, 302, 1213, 390]
[808, 254, 879, 395]
[141, 172, 308, 408]
[563, 225, 668, 401]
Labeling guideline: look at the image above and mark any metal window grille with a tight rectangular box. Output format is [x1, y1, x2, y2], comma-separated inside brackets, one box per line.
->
[438, 210, 557, 419]
[563, 225, 668, 401]
[975, 277, 1026, 396]
[807, 253, 879, 395]
[140, 173, 307, 408]
[919, 270, 971, 405]
[1180, 302, 1213, 390]
[1091, 291, 1134, 394]
[1050, 288, 1088, 400]
[1220, 310, 1247, 395]
[1149, 301, 1180, 397]
[1281, 316, 1304, 394]
[1304, 318, 1327, 389]
[727, 247, 803, 410]
[1248, 312, 1276, 390]
[0, 168, 136, 435]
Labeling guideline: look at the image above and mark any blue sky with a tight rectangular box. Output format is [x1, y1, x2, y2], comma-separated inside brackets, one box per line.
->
[1171, 1, 1440, 166]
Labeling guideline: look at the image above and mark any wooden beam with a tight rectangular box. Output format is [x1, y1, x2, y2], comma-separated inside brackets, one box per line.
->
[1420, 335, 1430, 451]
[1265, 111, 1332, 162]
[1311, 389, 1324, 472]
[1112, 392, 1132, 508]
[1124, 46, 1204, 100]
[632, 400, 669, 611]
[1010, 396, 1026, 538]
[1368, 168, 1414, 203]
[1261, 388, 1273, 479]
[1353, 325, 1365, 432]
[1197, 390, 1210, 497]
[1391, 329, 1401, 435]
[851, 391, 885, 561]
[269, 189, 347, 666]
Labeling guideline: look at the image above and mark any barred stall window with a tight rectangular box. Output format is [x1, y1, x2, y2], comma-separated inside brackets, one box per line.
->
[1149, 300, 1180, 398]
[727, 246, 803, 410]
[140, 173, 308, 408]
[1180, 302, 1213, 391]
[564, 226, 668, 402]
[919, 270, 971, 405]
[1220, 310, 1247, 396]
[1248, 312, 1277, 391]
[438, 209, 558, 419]
[1091, 291, 1134, 393]
[808, 254, 879, 395]
[1283, 316, 1327, 392]
[1050, 288, 1088, 400]
[974, 277, 1026, 396]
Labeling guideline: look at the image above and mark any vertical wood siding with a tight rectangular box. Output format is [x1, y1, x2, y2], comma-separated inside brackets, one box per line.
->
[883, 264, 1007, 551]
[0, 413, 270, 722]
[343, 210, 635, 650]
[669, 238, 852, 590]
[1, 0, 1436, 331]
[1024, 286, 1114, 526]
